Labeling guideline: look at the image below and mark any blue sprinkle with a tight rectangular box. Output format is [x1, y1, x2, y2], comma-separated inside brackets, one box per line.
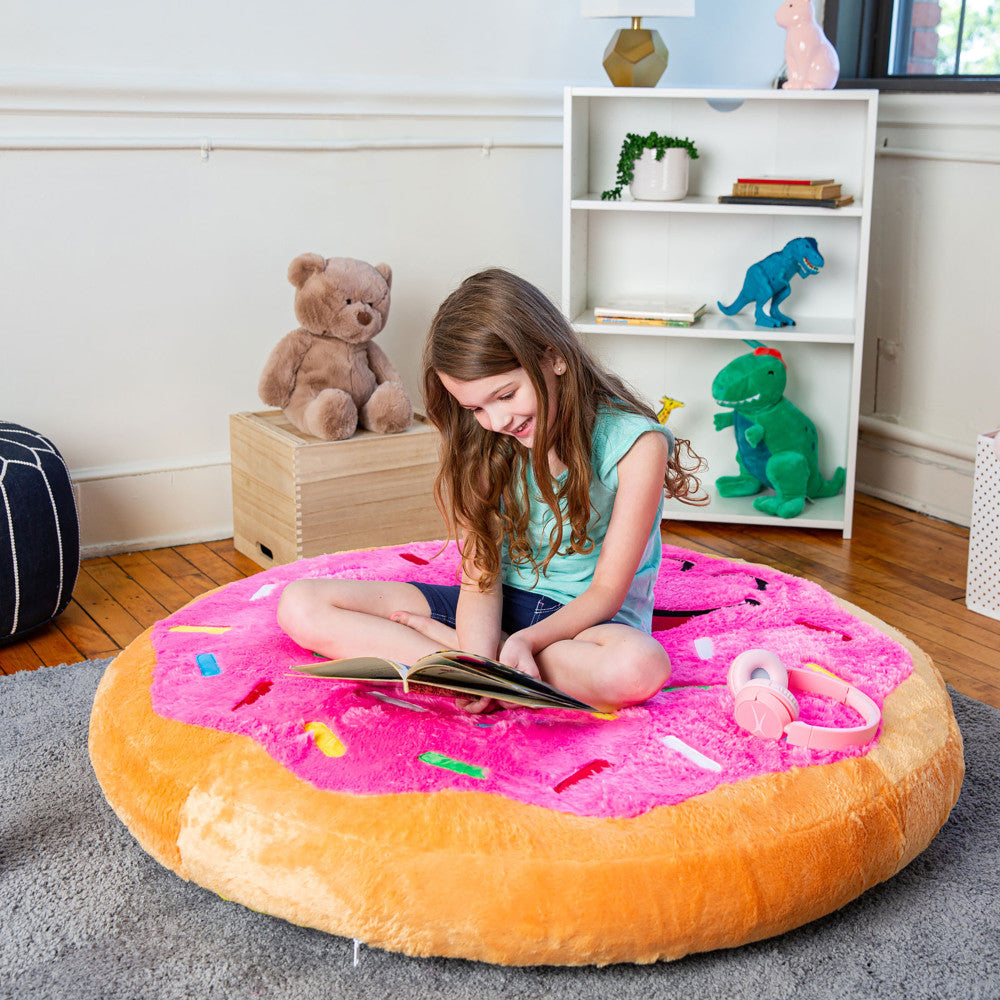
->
[196, 652, 221, 677]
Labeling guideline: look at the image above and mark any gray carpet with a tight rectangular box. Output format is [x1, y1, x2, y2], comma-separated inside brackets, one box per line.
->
[1, 659, 996, 1000]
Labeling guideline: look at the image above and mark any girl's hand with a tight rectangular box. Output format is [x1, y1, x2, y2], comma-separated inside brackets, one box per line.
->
[459, 635, 541, 715]
[498, 633, 542, 680]
[389, 610, 458, 648]
[457, 695, 496, 714]
[391, 610, 500, 714]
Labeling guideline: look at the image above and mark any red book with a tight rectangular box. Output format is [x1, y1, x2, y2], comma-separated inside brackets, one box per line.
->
[736, 176, 835, 186]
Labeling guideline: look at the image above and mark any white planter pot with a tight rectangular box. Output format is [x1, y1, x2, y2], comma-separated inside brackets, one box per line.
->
[629, 147, 690, 201]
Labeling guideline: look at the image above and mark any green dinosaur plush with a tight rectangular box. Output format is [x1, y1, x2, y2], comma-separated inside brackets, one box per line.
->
[712, 347, 845, 518]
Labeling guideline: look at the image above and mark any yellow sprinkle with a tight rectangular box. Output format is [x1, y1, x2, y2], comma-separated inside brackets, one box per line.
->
[304, 721, 347, 758]
[591, 711, 618, 721]
[805, 661, 845, 682]
[169, 625, 231, 634]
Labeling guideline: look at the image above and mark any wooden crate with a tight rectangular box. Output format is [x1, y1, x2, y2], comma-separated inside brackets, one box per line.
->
[230, 410, 444, 568]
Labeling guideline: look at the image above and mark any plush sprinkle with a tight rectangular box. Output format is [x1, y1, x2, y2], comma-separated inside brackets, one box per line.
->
[305, 721, 347, 757]
[195, 652, 221, 677]
[553, 758, 612, 793]
[418, 751, 486, 780]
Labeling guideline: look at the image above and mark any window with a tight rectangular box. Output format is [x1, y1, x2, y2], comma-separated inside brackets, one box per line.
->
[824, 0, 1000, 90]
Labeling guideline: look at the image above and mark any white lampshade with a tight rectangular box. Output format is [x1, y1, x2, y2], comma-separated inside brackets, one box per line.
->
[581, 1, 694, 17]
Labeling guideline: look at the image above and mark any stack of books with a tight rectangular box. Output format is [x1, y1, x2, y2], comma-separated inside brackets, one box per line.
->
[593, 298, 707, 328]
[718, 176, 854, 209]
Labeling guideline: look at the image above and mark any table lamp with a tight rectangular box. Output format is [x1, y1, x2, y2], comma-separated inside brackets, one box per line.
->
[582, 1, 695, 87]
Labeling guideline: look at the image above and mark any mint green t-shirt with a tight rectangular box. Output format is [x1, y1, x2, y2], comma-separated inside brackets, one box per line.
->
[500, 407, 674, 631]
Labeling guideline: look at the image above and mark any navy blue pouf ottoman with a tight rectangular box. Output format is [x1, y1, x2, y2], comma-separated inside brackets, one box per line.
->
[0, 422, 80, 642]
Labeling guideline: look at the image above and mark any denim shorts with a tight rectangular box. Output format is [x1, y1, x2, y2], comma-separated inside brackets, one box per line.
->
[409, 581, 565, 636]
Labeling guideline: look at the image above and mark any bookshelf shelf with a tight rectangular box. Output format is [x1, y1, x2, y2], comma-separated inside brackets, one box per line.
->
[572, 310, 857, 344]
[571, 195, 865, 218]
[562, 87, 878, 538]
[662, 491, 849, 532]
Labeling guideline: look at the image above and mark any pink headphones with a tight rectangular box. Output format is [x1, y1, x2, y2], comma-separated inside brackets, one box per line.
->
[727, 649, 882, 751]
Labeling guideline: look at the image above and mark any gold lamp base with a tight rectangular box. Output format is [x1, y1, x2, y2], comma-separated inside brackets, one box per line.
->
[602, 18, 668, 88]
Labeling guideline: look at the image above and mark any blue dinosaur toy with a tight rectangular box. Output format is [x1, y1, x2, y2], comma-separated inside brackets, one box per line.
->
[712, 346, 845, 518]
[717, 236, 823, 328]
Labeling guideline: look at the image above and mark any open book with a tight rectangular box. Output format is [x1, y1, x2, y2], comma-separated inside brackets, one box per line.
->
[292, 649, 599, 712]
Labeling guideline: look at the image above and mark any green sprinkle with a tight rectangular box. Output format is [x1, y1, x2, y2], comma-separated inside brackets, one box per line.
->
[418, 751, 486, 780]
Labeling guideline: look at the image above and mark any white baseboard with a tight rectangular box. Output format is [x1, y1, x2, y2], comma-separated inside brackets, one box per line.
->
[72, 422, 977, 559]
[857, 420, 975, 528]
[72, 458, 234, 558]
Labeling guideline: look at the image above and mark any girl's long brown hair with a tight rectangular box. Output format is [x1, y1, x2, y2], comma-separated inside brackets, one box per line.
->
[423, 268, 704, 591]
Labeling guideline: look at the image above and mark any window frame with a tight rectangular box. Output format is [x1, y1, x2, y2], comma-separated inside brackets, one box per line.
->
[823, 0, 1000, 92]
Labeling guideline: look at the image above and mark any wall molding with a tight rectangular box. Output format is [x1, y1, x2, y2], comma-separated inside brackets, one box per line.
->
[876, 145, 1000, 165]
[877, 92, 1000, 129]
[858, 416, 975, 527]
[876, 92, 1000, 163]
[70, 452, 231, 484]
[0, 68, 564, 122]
[0, 135, 560, 154]
[0, 70, 564, 156]
[859, 415, 977, 464]
[72, 457, 235, 558]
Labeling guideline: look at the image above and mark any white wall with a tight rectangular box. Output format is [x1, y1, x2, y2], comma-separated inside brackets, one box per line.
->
[858, 94, 1000, 526]
[0, 0, 785, 555]
[5, 1, 992, 554]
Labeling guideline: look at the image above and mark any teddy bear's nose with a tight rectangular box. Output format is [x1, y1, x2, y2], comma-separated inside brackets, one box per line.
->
[357, 309, 372, 326]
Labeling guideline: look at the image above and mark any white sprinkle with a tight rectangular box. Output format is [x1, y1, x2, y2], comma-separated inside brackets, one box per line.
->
[250, 583, 277, 601]
[353, 939, 362, 967]
[371, 691, 429, 712]
[661, 735, 722, 773]
[694, 637, 714, 660]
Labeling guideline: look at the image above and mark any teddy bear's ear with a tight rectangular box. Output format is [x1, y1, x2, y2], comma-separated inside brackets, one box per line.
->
[374, 263, 392, 289]
[288, 253, 327, 288]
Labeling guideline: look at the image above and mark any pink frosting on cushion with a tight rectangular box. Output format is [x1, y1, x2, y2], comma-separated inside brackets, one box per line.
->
[149, 542, 911, 819]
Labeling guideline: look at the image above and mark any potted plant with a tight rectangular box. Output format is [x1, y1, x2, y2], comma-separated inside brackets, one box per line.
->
[601, 132, 699, 202]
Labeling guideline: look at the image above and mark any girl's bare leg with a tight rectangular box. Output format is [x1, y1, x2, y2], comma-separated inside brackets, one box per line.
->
[390, 611, 669, 713]
[535, 624, 670, 712]
[276, 578, 455, 663]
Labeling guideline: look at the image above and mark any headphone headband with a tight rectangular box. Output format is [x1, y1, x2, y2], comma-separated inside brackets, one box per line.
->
[728, 649, 881, 751]
[782, 668, 881, 751]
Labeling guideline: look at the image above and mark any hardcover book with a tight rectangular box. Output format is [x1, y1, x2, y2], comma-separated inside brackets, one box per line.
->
[735, 176, 835, 186]
[293, 648, 599, 712]
[718, 195, 854, 210]
[732, 182, 842, 199]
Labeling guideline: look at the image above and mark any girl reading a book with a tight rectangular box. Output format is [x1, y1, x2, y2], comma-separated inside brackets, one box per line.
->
[278, 268, 705, 712]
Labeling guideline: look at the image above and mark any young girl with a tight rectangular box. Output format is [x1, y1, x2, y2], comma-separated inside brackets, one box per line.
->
[277, 268, 704, 712]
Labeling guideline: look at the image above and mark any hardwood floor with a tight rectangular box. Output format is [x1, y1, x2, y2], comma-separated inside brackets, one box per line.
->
[2, 494, 998, 708]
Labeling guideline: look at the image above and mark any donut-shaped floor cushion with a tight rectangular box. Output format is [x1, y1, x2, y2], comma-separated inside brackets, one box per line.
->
[89, 542, 963, 966]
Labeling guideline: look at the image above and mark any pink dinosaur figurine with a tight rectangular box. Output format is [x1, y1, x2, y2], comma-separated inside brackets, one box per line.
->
[776, 0, 839, 90]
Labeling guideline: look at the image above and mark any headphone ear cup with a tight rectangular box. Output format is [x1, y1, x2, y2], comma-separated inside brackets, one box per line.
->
[728, 648, 789, 696]
[732, 680, 800, 741]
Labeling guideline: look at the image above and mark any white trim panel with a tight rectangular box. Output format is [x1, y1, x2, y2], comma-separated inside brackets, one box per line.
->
[73, 460, 234, 557]
[858, 418, 975, 527]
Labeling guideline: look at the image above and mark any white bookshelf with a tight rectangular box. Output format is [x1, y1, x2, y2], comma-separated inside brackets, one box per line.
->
[562, 87, 878, 538]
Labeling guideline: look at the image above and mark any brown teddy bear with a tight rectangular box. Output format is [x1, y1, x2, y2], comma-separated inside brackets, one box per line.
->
[258, 254, 413, 441]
